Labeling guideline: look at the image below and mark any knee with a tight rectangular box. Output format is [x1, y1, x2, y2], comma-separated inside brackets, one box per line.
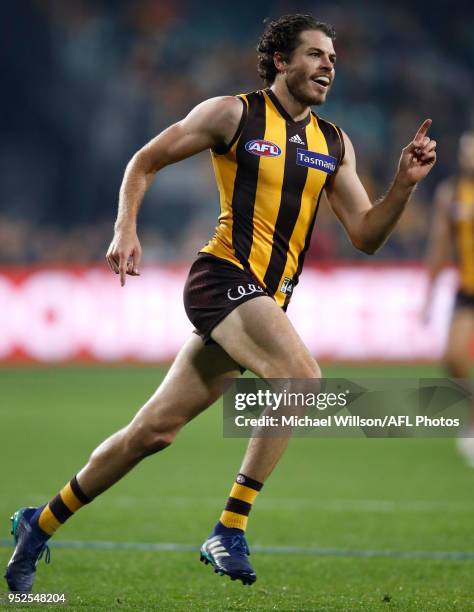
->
[294, 360, 321, 379]
[261, 358, 321, 379]
[124, 420, 181, 459]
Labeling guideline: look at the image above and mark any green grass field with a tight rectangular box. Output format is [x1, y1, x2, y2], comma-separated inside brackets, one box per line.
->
[1, 365, 473, 611]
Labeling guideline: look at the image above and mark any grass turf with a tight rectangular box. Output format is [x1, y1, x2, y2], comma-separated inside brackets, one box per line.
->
[0, 365, 473, 611]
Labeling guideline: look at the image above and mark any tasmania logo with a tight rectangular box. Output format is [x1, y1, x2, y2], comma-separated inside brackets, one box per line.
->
[245, 139, 281, 157]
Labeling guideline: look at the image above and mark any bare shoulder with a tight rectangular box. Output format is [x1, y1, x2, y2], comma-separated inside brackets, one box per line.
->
[184, 96, 243, 142]
[211, 95, 244, 118]
[205, 96, 244, 146]
[337, 128, 355, 165]
[192, 95, 243, 119]
[339, 128, 352, 144]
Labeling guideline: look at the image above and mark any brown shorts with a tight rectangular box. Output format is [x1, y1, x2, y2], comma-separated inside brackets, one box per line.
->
[454, 290, 474, 310]
[183, 253, 270, 344]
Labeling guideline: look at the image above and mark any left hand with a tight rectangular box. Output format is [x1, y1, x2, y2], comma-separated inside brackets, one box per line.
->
[397, 119, 437, 188]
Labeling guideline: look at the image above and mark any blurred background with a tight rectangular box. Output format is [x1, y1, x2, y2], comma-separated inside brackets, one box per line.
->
[1, 0, 473, 362]
[2, 0, 473, 265]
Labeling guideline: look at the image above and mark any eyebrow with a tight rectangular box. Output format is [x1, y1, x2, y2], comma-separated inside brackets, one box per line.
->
[307, 47, 337, 61]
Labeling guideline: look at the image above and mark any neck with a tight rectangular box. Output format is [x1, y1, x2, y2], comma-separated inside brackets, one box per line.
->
[269, 79, 310, 122]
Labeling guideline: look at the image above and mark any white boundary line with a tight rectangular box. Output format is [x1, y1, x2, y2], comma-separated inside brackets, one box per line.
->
[1, 539, 473, 561]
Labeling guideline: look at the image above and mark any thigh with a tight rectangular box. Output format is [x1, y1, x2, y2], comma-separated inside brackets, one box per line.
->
[183, 253, 268, 344]
[210, 296, 320, 379]
[132, 333, 241, 429]
[445, 309, 474, 358]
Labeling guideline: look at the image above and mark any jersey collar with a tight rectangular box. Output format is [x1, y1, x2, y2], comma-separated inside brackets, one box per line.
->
[265, 89, 312, 128]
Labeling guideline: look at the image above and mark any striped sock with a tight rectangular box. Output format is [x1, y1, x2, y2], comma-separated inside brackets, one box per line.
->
[219, 473, 263, 532]
[34, 476, 91, 537]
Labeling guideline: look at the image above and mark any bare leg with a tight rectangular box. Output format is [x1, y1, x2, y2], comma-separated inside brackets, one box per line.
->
[77, 334, 241, 498]
[198, 297, 320, 582]
[444, 309, 474, 429]
[211, 296, 321, 484]
[5, 334, 242, 593]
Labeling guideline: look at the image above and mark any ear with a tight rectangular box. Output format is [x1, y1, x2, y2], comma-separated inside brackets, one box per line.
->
[273, 51, 287, 75]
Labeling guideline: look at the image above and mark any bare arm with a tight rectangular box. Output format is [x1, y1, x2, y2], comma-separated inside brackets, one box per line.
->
[106, 96, 243, 285]
[325, 120, 437, 254]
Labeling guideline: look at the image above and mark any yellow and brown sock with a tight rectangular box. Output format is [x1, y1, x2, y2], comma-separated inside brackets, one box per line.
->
[219, 473, 263, 532]
[34, 476, 91, 537]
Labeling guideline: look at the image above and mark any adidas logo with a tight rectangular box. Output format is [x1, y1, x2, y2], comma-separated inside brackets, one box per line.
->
[204, 536, 230, 559]
[289, 134, 305, 145]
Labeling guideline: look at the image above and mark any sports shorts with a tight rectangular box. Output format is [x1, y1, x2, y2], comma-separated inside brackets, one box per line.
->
[454, 289, 474, 310]
[183, 253, 270, 344]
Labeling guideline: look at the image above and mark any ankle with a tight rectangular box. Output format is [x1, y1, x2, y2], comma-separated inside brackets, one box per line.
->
[29, 506, 51, 539]
[212, 521, 244, 536]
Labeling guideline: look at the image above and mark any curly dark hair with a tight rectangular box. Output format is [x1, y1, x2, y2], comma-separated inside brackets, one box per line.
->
[257, 14, 336, 85]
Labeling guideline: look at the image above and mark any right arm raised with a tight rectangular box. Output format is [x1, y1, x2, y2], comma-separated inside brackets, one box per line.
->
[106, 96, 243, 285]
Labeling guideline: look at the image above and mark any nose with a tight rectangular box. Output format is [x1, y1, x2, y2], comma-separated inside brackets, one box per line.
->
[319, 54, 333, 70]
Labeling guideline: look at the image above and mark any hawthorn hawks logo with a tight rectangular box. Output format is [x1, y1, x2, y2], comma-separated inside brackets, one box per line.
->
[245, 139, 282, 157]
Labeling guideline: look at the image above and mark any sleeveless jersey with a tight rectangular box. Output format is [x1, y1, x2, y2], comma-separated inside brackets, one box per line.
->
[451, 177, 474, 294]
[200, 88, 345, 307]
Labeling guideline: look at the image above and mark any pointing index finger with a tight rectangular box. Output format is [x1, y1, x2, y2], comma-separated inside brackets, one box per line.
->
[119, 255, 127, 287]
[414, 119, 432, 145]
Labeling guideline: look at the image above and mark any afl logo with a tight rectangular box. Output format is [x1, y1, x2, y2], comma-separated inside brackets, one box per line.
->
[245, 139, 282, 157]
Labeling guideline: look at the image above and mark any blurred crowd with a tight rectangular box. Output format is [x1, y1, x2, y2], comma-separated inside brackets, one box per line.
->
[1, 0, 473, 264]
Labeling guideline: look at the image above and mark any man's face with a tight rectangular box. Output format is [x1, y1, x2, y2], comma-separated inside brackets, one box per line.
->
[458, 133, 474, 176]
[280, 29, 336, 106]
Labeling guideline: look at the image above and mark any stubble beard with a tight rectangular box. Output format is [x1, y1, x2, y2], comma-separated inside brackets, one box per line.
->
[286, 74, 326, 107]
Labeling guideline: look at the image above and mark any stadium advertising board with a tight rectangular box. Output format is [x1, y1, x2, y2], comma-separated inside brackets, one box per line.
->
[0, 265, 460, 363]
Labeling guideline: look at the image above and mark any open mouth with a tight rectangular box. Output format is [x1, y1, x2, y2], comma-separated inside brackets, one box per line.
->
[312, 76, 330, 89]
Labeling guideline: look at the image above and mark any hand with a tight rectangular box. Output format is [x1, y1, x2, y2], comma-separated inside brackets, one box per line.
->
[397, 119, 437, 188]
[106, 227, 142, 286]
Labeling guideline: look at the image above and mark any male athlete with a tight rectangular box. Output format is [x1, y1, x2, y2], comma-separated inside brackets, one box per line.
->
[6, 14, 437, 590]
[424, 131, 474, 465]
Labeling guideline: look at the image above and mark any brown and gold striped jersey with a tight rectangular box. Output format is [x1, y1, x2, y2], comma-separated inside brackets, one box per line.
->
[451, 177, 474, 294]
[200, 88, 345, 307]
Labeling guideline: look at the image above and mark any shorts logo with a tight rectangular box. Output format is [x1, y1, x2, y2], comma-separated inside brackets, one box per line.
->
[280, 277, 294, 295]
[227, 283, 264, 301]
[245, 139, 282, 157]
[296, 148, 337, 173]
